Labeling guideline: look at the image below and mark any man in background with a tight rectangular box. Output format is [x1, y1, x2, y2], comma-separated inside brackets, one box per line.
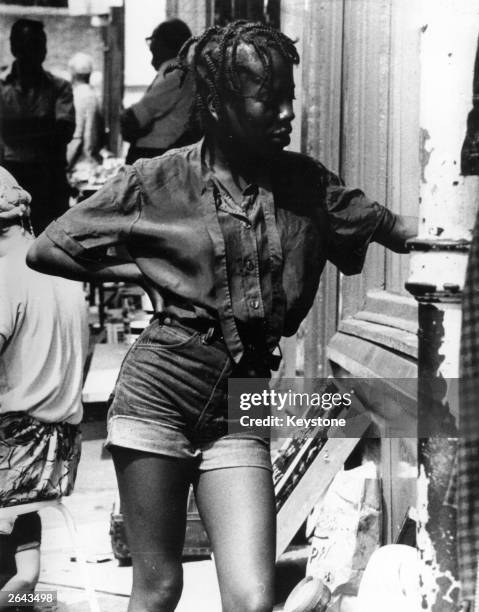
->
[0, 19, 75, 234]
[0, 167, 88, 604]
[121, 18, 200, 164]
[67, 52, 104, 177]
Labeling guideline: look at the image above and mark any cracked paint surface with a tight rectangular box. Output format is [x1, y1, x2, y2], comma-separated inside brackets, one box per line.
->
[418, 464, 460, 611]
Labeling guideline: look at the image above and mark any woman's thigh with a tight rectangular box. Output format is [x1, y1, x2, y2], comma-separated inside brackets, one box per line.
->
[111, 447, 192, 589]
[194, 466, 276, 611]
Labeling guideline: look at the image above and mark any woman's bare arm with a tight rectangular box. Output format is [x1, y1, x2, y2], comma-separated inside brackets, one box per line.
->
[374, 214, 418, 253]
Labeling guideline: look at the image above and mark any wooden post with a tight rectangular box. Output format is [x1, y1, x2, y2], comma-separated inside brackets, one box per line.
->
[103, 5, 124, 156]
[299, 0, 344, 377]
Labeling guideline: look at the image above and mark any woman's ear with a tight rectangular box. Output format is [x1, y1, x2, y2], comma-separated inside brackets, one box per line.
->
[207, 95, 219, 121]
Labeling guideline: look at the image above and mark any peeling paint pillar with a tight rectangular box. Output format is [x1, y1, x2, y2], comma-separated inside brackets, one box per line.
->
[405, 2, 479, 610]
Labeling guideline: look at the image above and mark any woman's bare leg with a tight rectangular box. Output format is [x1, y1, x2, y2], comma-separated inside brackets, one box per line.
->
[194, 466, 276, 612]
[112, 447, 191, 612]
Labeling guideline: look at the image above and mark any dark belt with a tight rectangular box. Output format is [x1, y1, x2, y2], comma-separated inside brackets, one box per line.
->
[154, 312, 223, 344]
[154, 312, 282, 369]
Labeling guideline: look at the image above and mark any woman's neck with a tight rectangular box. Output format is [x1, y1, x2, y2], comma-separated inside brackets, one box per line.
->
[205, 133, 270, 193]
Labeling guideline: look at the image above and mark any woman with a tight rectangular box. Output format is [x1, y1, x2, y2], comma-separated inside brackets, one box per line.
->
[27, 21, 416, 612]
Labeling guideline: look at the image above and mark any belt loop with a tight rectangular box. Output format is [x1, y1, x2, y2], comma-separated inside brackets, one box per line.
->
[153, 311, 167, 325]
[201, 326, 216, 345]
[268, 344, 283, 371]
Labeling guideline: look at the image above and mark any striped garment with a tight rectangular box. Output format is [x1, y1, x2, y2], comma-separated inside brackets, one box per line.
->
[459, 37, 479, 607]
[0, 413, 80, 510]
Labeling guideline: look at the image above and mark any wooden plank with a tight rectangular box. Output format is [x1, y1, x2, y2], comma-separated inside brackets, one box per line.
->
[338, 318, 418, 358]
[275, 412, 371, 560]
[274, 436, 316, 499]
[82, 343, 130, 404]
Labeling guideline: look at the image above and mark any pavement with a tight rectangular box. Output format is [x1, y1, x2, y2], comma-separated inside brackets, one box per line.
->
[35, 420, 305, 611]
[37, 418, 223, 612]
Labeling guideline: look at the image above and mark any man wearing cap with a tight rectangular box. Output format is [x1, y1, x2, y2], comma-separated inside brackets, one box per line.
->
[67, 52, 104, 175]
[121, 18, 200, 164]
[0, 167, 88, 604]
[0, 19, 75, 234]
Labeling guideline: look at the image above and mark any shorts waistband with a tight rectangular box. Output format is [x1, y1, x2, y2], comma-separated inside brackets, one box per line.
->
[153, 312, 223, 344]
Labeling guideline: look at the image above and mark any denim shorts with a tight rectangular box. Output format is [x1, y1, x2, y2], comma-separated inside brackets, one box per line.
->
[106, 318, 271, 472]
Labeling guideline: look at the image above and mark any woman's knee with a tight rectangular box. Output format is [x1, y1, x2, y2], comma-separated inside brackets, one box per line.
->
[132, 563, 183, 612]
[134, 584, 182, 612]
[223, 584, 274, 612]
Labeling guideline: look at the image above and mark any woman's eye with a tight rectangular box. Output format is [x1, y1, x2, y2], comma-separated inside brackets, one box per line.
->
[262, 97, 276, 107]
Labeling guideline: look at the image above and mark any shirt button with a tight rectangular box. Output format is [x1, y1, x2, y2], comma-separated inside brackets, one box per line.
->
[250, 299, 260, 310]
[245, 260, 255, 272]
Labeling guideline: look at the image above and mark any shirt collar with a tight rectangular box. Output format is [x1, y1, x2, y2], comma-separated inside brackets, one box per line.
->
[157, 60, 173, 78]
[196, 139, 262, 193]
[4, 61, 50, 89]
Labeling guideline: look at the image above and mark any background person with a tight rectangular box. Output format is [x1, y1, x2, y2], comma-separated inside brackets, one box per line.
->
[0, 167, 88, 605]
[67, 52, 104, 177]
[121, 18, 200, 164]
[27, 21, 416, 612]
[0, 19, 75, 234]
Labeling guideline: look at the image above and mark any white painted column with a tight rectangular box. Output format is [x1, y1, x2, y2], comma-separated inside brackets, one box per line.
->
[406, 2, 479, 610]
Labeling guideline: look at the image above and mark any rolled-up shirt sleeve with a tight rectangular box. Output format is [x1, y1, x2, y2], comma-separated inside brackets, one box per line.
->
[45, 165, 141, 262]
[326, 183, 396, 275]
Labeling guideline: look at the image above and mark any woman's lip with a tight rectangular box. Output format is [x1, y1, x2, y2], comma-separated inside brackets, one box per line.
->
[271, 131, 291, 144]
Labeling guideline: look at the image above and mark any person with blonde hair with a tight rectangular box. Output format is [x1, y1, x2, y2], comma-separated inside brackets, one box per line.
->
[67, 52, 104, 174]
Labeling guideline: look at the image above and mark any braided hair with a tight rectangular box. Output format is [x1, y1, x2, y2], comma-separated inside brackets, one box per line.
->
[174, 20, 299, 130]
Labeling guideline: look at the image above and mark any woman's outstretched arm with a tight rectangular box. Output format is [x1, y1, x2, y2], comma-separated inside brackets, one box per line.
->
[374, 214, 418, 253]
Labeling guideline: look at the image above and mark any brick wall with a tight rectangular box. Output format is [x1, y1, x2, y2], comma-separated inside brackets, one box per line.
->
[0, 6, 104, 83]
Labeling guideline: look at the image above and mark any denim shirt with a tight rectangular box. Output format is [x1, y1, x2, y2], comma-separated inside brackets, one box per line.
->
[45, 140, 395, 362]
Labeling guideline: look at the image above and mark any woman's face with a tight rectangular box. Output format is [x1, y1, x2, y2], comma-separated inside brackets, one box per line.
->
[219, 44, 296, 160]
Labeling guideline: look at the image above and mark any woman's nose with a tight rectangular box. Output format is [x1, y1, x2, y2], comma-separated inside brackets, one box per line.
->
[279, 100, 295, 123]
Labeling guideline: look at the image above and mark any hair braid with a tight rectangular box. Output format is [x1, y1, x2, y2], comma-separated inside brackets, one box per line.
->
[175, 20, 299, 130]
